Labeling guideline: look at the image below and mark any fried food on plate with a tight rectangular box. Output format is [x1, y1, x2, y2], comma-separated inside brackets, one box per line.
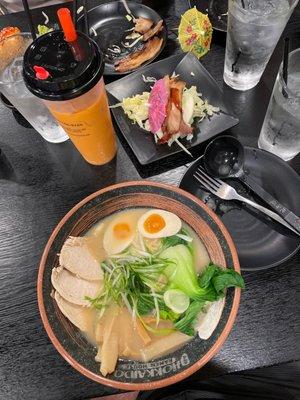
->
[0, 27, 24, 72]
[0, 26, 20, 41]
[143, 20, 163, 41]
[115, 36, 163, 72]
[134, 17, 153, 34]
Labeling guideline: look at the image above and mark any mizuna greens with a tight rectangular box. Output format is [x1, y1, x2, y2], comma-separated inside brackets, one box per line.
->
[87, 229, 244, 337]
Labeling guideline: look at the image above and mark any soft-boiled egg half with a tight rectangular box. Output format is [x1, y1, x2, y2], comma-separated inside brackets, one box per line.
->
[103, 215, 136, 255]
[137, 209, 182, 239]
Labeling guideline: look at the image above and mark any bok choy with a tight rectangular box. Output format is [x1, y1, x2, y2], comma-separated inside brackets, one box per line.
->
[87, 236, 244, 337]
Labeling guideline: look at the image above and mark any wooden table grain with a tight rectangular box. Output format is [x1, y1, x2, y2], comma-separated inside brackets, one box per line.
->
[0, 1, 299, 400]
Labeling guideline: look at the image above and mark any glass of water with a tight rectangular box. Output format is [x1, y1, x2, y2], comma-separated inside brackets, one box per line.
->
[258, 48, 300, 161]
[0, 33, 68, 143]
[224, 0, 299, 91]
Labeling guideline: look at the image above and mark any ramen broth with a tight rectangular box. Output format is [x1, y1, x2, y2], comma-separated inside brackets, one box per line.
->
[81, 208, 210, 362]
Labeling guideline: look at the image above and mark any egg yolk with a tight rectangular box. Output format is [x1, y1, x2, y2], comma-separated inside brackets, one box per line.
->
[143, 214, 166, 234]
[113, 223, 131, 240]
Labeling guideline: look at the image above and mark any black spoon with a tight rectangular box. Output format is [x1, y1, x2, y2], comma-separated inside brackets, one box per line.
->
[204, 135, 300, 234]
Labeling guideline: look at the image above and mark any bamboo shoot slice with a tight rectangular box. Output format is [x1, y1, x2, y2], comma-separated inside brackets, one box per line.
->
[141, 332, 191, 362]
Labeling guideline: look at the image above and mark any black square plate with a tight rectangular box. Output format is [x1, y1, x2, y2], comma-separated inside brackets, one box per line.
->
[106, 52, 239, 165]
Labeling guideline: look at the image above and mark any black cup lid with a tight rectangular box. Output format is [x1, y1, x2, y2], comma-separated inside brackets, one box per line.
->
[23, 31, 104, 101]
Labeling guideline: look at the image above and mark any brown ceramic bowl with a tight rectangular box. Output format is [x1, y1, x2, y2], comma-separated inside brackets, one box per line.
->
[37, 181, 241, 390]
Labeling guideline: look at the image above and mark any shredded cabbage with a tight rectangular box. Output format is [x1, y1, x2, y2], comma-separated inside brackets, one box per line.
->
[122, 36, 143, 48]
[142, 74, 157, 83]
[111, 92, 150, 130]
[182, 86, 219, 126]
[167, 133, 193, 157]
[126, 32, 141, 40]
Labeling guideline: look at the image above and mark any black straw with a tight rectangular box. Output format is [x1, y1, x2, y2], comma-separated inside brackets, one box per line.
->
[83, 0, 89, 37]
[21, 0, 36, 40]
[283, 37, 290, 86]
[73, 0, 78, 29]
[241, 0, 245, 8]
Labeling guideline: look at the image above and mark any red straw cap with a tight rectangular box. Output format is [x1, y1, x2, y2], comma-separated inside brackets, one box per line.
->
[57, 7, 77, 42]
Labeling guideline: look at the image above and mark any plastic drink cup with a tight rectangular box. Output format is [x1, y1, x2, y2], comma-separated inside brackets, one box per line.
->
[258, 48, 300, 161]
[223, 0, 298, 91]
[0, 32, 68, 143]
[23, 30, 116, 165]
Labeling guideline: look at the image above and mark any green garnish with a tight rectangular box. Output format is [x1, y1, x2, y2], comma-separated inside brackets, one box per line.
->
[86, 237, 245, 337]
[199, 263, 245, 296]
[161, 244, 201, 299]
[164, 289, 190, 314]
[159, 308, 179, 322]
[173, 263, 245, 336]
[85, 253, 171, 331]
[174, 300, 205, 336]
[161, 228, 193, 250]
[37, 24, 53, 36]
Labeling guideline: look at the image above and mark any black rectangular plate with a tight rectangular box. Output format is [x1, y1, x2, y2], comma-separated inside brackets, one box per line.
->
[106, 52, 239, 165]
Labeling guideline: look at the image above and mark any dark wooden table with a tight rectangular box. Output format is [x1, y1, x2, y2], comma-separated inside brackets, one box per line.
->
[0, 1, 299, 399]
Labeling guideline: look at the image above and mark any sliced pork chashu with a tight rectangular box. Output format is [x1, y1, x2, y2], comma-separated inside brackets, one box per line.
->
[54, 291, 95, 332]
[134, 17, 153, 34]
[143, 20, 163, 41]
[59, 236, 104, 281]
[115, 37, 163, 72]
[51, 267, 102, 306]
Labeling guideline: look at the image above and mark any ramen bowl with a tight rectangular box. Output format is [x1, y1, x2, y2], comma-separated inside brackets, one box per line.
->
[37, 181, 241, 390]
